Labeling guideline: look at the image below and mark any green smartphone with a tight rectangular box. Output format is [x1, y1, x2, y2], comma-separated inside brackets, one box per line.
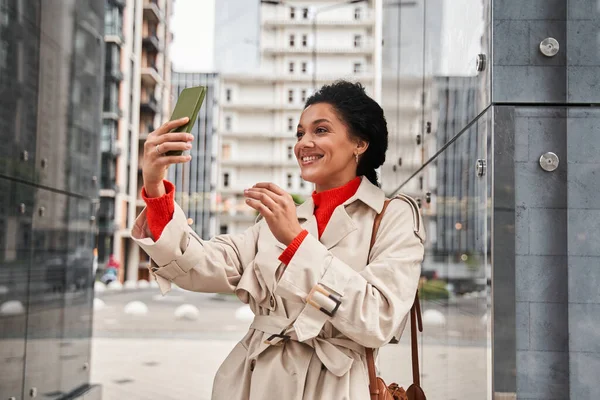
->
[165, 86, 207, 156]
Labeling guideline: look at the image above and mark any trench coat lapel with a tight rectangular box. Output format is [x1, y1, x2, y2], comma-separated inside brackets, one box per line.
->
[319, 206, 356, 250]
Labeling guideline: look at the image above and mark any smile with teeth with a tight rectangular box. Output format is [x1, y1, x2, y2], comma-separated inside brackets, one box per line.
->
[301, 155, 323, 164]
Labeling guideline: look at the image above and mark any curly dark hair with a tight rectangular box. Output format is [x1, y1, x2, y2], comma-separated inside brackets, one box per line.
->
[304, 80, 388, 187]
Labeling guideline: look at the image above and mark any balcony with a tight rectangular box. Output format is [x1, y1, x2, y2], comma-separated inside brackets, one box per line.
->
[108, 0, 125, 8]
[220, 102, 304, 112]
[262, 42, 374, 55]
[219, 131, 294, 140]
[106, 64, 124, 82]
[221, 71, 374, 84]
[143, 0, 162, 23]
[262, 12, 375, 27]
[102, 105, 123, 121]
[141, 63, 162, 86]
[142, 33, 160, 52]
[139, 125, 155, 141]
[219, 159, 298, 168]
[105, 26, 124, 45]
[140, 94, 158, 114]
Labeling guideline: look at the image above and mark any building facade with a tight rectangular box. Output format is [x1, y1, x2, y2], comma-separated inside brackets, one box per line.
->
[98, 0, 173, 283]
[0, 1, 103, 398]
[215, 0, 381, 234]
[380, 0, 600, 398]
[168, 72, 219, 240]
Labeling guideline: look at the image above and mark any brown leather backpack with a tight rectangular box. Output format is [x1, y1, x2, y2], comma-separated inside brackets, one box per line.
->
[366, 198, 427, 400]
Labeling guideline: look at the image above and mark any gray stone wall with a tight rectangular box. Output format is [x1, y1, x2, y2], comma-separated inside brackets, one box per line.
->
[492, 0, 600, 398]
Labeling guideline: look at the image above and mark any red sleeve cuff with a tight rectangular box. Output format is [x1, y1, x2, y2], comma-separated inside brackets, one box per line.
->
[278, 230, 309, 265]
[141, 180, 176, 240]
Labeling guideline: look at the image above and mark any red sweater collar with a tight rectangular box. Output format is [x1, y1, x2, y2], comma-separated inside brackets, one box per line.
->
[312, 176, 362, 214]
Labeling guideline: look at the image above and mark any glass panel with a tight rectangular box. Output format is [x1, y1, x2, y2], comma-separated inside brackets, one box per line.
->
[423, 0, 491, 120]
[60, 196, 94, 393]
[379, 109, 492, 400]
[0, 179, 34, 400]
[380, 0, 425, 195]
[0, 0, 39, 183]
[23, 187, 69, 398]
[35, 0, 103, 199]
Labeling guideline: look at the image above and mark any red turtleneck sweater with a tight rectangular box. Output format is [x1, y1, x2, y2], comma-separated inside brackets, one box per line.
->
[142, 176, 362, 265]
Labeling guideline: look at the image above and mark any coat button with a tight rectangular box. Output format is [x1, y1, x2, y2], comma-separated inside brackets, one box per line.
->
[250, 359, 256, 371]
[269, 295, 276, 309]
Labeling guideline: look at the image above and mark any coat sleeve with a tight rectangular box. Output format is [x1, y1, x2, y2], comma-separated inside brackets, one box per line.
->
[131, 203, 260, 295]
[273, 199, 424, 347]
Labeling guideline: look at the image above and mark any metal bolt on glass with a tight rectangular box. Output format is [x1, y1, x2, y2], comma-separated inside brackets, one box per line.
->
[476, 159, 486, 177]
[539, 152, 559, 171]
[540, 38, 559, 57]
[475, 54, 486, 72]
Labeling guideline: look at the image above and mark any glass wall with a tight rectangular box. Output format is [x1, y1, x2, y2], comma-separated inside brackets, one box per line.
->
[0, 1, 103, 398]
[380, 0, 492, 398]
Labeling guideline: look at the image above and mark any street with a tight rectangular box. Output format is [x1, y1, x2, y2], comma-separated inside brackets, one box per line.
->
[91, 287, 490, 400]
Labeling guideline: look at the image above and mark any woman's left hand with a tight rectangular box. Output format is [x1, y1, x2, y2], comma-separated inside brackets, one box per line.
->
[244, 183, 303, 246]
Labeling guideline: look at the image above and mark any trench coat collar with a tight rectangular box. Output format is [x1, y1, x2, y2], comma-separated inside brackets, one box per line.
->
[285, 177, 386, 250]
[295, 176, 386, 220]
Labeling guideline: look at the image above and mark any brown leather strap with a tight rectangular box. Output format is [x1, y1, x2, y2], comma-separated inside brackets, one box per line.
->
[366, 198, 423, 396]
[366, 348, 379, 399]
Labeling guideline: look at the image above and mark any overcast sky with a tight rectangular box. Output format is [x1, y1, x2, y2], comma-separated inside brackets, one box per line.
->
[170, 0, 216, 72]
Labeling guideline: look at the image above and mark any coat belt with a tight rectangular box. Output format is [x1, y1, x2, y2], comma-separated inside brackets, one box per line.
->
[249, 315, 364, 377]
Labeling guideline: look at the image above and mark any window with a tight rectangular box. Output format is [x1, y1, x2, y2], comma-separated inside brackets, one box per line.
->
[287, 174, 293, 189]
[288, 89, 294, 103]
[219, 224, 228, 235]
[289, 62, 295, 73]
[225, 88, 231, 102]
[287, 145, 293, 159]
[301, 89, 307, 102]
[353, 62, 362, 73]
[225, 116, 232, 131]
[301, 62, 307, 73]
[354, 35, 362, 48]
[302, 35, 308, 47]
[289, 34, 295, 47]
[290, 7, 295, 19]
[302, 8, 309, 19]
[288, 117, 294, 131]
[354, 7, 361, 20]
[223, 172, 230, 187]
[222, 143, 232, 160]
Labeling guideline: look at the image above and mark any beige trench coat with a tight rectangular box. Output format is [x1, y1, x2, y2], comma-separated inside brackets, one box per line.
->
[131, 177, 425, 400]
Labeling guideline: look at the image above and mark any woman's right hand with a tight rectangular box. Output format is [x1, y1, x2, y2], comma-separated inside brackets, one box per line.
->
[142, 117, 193, 198]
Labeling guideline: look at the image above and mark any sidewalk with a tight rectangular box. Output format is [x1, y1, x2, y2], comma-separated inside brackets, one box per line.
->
[91, 337, 490, 399]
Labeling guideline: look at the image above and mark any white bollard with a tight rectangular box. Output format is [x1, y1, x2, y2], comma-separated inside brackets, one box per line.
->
[124, 280, 137, 290]
[93, 298, 106, 311]
[0, 300, 25, 316]
[124, 301, 148, 316]
[137, 280, 150, 289]
[422, 309, 446, 326]
[94, 282, 106, 293]
[234, 304, 254, 322]
[174, 304, 200, 321]
[107, 280, 123, 291]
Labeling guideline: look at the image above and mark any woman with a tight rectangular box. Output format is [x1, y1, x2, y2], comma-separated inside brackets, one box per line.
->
[132, 81, 425, 400]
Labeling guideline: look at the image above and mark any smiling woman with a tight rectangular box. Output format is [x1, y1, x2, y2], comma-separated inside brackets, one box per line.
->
[132, 80, 425, 400]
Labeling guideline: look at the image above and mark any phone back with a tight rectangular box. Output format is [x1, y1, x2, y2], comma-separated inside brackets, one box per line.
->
[169, 86, 206, 134]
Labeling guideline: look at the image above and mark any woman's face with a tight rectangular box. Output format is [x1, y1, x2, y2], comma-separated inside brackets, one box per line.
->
[295, 103, 367, 192]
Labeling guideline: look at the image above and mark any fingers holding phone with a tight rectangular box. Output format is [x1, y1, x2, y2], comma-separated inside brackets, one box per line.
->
[142, 117, 193, 193]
